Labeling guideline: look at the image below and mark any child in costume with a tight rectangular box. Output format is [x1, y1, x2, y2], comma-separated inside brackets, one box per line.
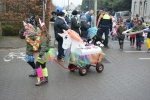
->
[117, 22, 126, 50]
[23, 21, 37, 77]
[34, 19, 51, 86]
[144, 26, 150, 53]
[129, 17, 137, 48]
[132, 18, 146, 50]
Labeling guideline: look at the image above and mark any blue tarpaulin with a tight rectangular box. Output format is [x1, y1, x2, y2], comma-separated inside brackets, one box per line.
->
[56, 7, 63, 11]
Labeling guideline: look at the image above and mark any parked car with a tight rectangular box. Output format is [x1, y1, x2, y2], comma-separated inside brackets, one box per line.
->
[116, 11, 131, 23]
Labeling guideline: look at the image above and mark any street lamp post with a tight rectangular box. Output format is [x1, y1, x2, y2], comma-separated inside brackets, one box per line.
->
[42, 0, 46, 22]
[94, 0, 97, 27]
[68, 0, 69, 10]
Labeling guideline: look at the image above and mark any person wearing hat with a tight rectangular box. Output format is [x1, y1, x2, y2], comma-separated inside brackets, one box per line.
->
[54, 11, 69, 62]
[132, 18, 146, 50]
[96, 8, 112, 48]
[50, 11, 57, 22]
[71, 10, 80, 35]
[80, 15, 90, 38]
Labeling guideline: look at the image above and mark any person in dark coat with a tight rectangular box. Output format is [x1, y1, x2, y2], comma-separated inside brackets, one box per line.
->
[71, 10, 80, 35]
[54, 11, 69, 62]
[80, 15, 90, 38]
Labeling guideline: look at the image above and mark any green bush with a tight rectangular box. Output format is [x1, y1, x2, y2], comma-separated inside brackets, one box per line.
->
[2, 25, 20, 36]
[13, 27, 21, 36]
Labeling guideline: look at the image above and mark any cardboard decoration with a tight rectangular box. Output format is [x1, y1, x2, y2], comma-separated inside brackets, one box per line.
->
[122, 28, 149, 35]
[75, 46, 103, 55]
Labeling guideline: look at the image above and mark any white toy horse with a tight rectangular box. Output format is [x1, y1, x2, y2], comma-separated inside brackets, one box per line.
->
[58, 30, 85, 52]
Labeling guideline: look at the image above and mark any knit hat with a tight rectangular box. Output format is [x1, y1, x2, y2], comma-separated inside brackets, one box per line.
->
[80, 15, 86, 22]
[138, 18, 142, 21]
[57, 11, 65, 16]
[104, 8, 108, 12]
[72, 10, 78, 15]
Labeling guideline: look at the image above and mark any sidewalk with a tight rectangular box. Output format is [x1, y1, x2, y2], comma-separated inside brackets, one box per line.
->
[0, 36, 26, 49]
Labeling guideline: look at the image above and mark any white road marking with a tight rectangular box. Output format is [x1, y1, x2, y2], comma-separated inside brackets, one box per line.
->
[124, 51, 147, 53]
[139, 58, 150, 60]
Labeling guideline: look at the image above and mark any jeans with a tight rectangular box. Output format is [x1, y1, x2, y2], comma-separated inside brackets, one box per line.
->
[118, 39, 124, 45]
[98, 28, 109, 46]
[136, 36, 142, 48]
[56, 37, 64, 59]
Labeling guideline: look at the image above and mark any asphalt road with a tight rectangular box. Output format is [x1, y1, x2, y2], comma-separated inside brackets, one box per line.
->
[0, 40, 150, 100]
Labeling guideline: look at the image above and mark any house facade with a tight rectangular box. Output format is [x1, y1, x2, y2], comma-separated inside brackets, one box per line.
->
[66, 2, 76, 11]
[131, 0, 150, 22]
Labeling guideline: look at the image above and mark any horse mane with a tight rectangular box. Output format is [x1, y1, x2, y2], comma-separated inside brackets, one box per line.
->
[67, 29, 83, 42]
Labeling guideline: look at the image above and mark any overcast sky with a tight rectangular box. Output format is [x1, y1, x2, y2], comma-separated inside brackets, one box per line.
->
[52, 0, 82, 7]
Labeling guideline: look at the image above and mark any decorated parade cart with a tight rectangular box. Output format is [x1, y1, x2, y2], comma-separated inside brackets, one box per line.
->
[55, 29, 105, 76]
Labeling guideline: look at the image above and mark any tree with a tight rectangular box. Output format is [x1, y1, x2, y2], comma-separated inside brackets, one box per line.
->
[1, 0, 43, 19]
[45, 0, 52, 29]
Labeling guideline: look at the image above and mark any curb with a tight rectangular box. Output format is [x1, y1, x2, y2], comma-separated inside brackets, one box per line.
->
[0, 45, 26, 50]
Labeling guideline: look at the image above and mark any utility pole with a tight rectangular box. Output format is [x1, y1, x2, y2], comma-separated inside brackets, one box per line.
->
[94, 0, 97, 27]
[88, 0, 90, 10]
[42, 0, 46, 22]
[68, 0, 69, 10]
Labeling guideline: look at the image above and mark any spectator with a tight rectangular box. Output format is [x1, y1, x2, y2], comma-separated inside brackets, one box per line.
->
[50, 11, 57, 22]
[71, 10, 80, 35]
[54, 11, 69, 62]
[80, 15, 90, 38]
[86, 10, 94, 26]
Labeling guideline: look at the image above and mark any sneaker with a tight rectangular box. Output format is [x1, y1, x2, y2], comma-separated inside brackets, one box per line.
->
[44, 77, 48, 83]
[147, 49, 150, 53]
[29, 69, 37, 77]
[35, 77, 47, 86]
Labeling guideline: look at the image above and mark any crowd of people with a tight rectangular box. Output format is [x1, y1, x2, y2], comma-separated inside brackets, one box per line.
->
[23, 8, 150, 86]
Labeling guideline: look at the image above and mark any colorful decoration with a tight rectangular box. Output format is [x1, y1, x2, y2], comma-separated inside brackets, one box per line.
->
[26, 33, 41, 51]
[37, 48, 57, 64]
[64, 49, 104, 67]
[87, 27, 98, 39]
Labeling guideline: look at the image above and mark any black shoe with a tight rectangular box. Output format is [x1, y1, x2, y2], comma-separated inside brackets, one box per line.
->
[147, 49, 150, 53]
[29, 74, 37, 77]
[104, 46, 110, 49]
[139, 48, 141, 51]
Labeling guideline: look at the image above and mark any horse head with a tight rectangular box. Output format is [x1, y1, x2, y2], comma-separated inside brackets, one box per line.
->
[58, 30, 72, 49]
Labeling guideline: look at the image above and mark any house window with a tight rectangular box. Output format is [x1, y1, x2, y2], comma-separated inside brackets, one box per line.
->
[144, 1, 147, 16]
[133, 2, 137, 16]
[139, 2, 142, 15]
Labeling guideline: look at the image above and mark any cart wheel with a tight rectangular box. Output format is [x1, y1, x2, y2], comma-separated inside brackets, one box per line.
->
[96, 63, 104, 73]
[68, 64, 76, 72]
[79, 67, 87, 76]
